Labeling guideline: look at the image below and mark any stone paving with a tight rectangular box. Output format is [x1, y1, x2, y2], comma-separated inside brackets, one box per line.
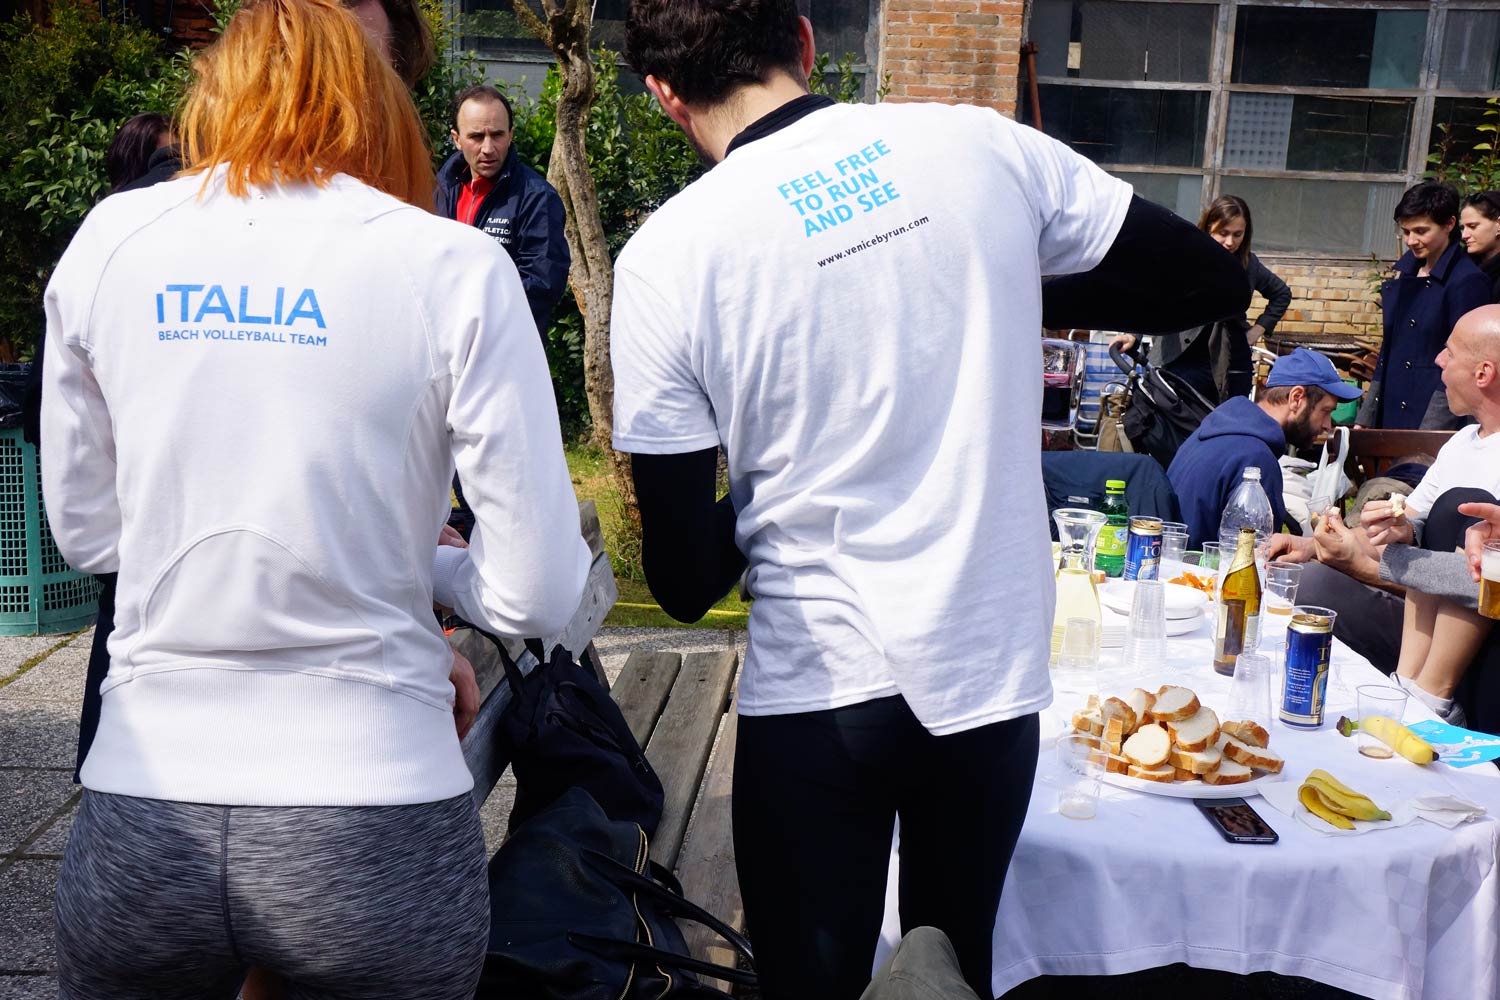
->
[0, 625, 744, 999]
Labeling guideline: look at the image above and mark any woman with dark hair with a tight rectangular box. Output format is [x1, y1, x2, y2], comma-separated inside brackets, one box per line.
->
[1460, 190, 1500, 303]
[1356, 180, 1492, 429]
[105, 113, 173, 192]
[1112, 194, 1291, 402]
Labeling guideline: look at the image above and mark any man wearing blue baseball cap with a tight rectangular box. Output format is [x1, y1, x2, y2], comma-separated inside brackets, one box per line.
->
[1168, 348, 1364, 547]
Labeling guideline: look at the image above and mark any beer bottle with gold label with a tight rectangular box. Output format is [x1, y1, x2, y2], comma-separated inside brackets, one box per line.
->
[1214, 526, 1261, 676]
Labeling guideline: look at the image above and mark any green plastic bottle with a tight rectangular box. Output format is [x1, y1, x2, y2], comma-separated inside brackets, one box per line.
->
[1096, 479, 1129, 578]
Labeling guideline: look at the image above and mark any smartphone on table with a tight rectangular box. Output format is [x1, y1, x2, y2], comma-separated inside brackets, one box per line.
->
[1194, 797, 1279, 844]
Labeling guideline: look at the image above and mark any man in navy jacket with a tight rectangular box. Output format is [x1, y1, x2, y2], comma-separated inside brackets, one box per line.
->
[436, 85, 571, 336]
[1169, 349, 1363, 548]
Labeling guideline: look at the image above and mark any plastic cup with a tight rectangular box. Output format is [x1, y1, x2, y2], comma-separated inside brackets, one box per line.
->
[1056, 734, 1103, 820]
[1481, 540, 1500, 620]
[1228, 651, 1275, 733]
[1060, 617, 1099, 675]
[1261, 563, 1304, 646]
[1159, 521, 1188, 538]
[1197, 542, 1221, 571]
[1160, 532, 1188, 576]
[1122, 579, 1169, 670]
[1357, 684, 1407, 760]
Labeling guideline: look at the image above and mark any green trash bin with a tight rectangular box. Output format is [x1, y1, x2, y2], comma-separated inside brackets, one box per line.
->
[1332, 377, 1361, 426]
[0, 427, 99, 635]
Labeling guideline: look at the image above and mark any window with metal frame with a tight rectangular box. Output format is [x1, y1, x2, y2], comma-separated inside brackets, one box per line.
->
[1029, 0, 1500, 259]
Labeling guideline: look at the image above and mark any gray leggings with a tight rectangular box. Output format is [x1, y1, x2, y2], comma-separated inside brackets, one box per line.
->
[55, 790, 489, 1000]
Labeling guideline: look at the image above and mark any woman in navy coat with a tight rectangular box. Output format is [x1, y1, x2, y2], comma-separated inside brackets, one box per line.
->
[1356, 181, 1492, 430]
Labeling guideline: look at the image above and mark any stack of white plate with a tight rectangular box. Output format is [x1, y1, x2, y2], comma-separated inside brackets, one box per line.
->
[1096, 580, 1209, 647]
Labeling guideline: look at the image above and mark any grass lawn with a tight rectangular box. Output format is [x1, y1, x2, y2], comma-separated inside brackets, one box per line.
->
[566, 442, 749, 630]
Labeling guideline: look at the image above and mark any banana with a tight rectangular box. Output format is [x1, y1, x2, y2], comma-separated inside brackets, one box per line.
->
[1358, 715, 1437, 765]
[1299, 783, 1354, 830]
[1304, 770, 1391, 821]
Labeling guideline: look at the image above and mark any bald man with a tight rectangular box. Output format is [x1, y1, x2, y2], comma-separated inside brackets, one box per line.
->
[1269, 304, 1500, 732]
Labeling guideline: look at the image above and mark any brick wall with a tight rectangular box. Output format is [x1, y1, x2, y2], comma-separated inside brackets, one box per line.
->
[878, 0, 1024, 115]
[1253, 256, 1387, 349]
[157, 0, 217, 49]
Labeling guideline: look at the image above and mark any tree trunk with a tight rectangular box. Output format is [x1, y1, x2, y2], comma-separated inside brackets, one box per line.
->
[513, 0, 640, 535]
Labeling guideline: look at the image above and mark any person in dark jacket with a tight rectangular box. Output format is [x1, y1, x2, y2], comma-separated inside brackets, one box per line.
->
[436, 84, 571, 336]
[1169, 348, 1362, 548]
[1460, 190, 1500, 304]
[1110, 194, 1291, 403]
[1357, 181, 1492, 430]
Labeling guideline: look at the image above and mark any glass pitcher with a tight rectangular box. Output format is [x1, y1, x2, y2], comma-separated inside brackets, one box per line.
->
[1041, 338, 1087, 431]
[1051, 507, 1107, 665]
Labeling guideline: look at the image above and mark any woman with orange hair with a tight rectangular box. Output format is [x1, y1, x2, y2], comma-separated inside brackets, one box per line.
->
[41, 1, 590, 996]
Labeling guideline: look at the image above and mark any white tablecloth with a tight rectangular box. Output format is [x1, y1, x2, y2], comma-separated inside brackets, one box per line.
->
[880, 623, 1500, 1000]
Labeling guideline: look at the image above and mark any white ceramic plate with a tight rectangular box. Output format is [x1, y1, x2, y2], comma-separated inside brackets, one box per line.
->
[1100, 768, 1285, 799]
[1099, 580, 1209, 620]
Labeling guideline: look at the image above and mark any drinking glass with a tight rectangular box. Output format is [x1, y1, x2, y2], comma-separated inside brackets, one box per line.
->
[1197, 542, 1221, 571]
[1261, 562, 1304, 646]
[1228, 652, 1275, 733]
[1056, 734, 1103, 820]
[1481, 541, 1500, 621]
[1122, 579, 1169, 671]
[1160, 532, 1188, 577]
[1060, 617, 1100, 673]
[1309, 495, 1334, 530]
[1356, 685, 1408, 760]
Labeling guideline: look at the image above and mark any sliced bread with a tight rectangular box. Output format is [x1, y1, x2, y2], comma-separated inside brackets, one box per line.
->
[1150, 685, 1200, 722]
[1103, 716, 1126, 754]
[1168, 744, 1223, 775]
[1071, 709, 1103, 737]
[1220, 734, 1285, 773]
[1202, 757, 1253, 785]
[1221, 720, 1270, 748]
[1124, 688, 1155, 730]
[1128, 762, 1176, 783]
[1122, 722, 1171, 767]
[1173, 767, 1198, 782]
[1101, 697, 1138, 736]
[1166, 706, 1221, 752]
[1091, 751, 1131, 775]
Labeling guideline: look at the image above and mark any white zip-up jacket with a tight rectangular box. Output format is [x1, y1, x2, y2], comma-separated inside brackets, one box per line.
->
[41, 170, 591, 806]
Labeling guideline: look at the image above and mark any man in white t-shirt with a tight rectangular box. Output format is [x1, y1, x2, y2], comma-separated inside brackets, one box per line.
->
[613, 1, 1248, 996]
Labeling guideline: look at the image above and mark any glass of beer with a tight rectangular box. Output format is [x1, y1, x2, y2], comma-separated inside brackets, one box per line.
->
[1481, 541, 1500, 620]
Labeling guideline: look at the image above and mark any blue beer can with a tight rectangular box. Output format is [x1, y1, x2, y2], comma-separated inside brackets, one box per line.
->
[1122, 517, 1162, 581]
[1279, 612, 1334, 728]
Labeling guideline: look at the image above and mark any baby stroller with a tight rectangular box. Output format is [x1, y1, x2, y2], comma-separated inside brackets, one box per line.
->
[1106, 340, 1215, 470]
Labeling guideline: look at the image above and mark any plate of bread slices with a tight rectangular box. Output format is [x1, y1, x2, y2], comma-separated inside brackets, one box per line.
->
[1067, 685, 1286, 799]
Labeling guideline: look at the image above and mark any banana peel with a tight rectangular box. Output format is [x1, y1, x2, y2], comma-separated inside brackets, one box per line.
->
[1297, 769, 1391, 830]
[1336, 714, 1438, 765]
[1299, 784, 1355, 830]
[1304, 769, 1391, 821]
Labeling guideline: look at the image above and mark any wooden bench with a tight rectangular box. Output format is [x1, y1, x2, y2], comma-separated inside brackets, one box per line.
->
[1347, 428, 1454, 482]
[451, 502, 746, 984]
[612, 648, 744, 985]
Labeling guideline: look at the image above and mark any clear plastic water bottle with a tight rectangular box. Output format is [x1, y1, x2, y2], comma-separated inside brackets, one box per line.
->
[1218, 466, 1275, 546]
[1217, 466, 1274, 647]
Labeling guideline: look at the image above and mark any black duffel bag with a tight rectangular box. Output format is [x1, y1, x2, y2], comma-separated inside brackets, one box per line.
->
[479, 787, 756, 999]
[478, 631, 665, 837]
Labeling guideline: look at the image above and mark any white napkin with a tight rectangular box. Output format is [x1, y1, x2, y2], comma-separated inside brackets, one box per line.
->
[1409, 794, 1488, 829]
[1259, 780, 1486, 836]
